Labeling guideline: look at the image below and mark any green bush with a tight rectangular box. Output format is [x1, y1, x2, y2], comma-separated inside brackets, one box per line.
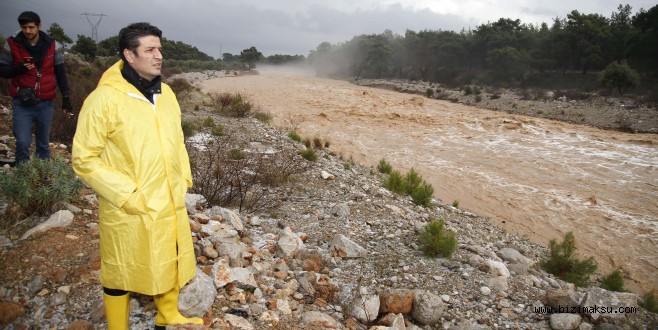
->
[410, 182, 434, 207]
[181, 119, 196, 137]
[539, 232, 597, 287]
[463, 85, 474, 95]
[203, 116, 214, 127]
[600, 268, 626, 292]
[599, 61, 641, 96]
[229, 93, 253, 117]
[419, 219, 457, 258]
[253, 110, 272, 124]
[211, 125, 225, 136]
[227, 149, 246, 160]
[383, 170, 405, 194]
[403, 168, 423, 194]
[474, 95, 483, 103]
[426, 88, 434, 97]
[288, 131, 302, 142]
[639, 291, 658, 313]
[452, 200, 460, 208]
[299, 148, 317, 161]
[0, 156, 83, 216]
[382, 167, 435, 207]
[377, 158, 392, 174]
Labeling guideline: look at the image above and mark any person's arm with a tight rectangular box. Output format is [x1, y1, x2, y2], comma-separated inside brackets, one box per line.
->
[53, 41, 72, 112]
[0, 40, 28, 78]
[177, 103, 193, 188]
[72, 89, 138, 208]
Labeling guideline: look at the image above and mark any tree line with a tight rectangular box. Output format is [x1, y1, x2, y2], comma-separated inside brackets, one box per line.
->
[2, 4, 655, 95]
[306, 4, 657, 95]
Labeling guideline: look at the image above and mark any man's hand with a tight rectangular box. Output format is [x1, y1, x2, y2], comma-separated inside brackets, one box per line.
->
[11, 62, 29, 75]
[62, 96, 74, 117]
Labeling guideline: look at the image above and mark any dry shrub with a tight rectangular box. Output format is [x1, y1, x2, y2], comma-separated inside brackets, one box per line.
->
[210, 92, 254, 117]
[168, 78, 194, 99]
[187, 134, 312, 213]
[210, 92, 235, 113]
[312, 137, 324, 149]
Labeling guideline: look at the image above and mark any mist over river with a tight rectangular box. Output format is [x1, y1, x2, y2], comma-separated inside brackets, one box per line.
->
[202, 68, 658, 293]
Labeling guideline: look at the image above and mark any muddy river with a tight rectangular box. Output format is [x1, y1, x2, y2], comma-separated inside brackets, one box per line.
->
[202, 68, 658, 293]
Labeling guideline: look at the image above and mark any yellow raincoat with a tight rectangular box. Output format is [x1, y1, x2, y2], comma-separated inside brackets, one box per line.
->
[72, 60, 196, 295]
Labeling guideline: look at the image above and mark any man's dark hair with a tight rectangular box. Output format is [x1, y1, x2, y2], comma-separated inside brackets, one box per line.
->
[18, 11, 41, 25]
[118, 22, 162, 61]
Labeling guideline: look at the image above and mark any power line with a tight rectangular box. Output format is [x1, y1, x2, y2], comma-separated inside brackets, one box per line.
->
[80, 12, 107, 43]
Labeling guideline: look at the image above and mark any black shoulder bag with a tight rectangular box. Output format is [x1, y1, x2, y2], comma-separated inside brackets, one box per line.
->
[16, 67, 42, 107]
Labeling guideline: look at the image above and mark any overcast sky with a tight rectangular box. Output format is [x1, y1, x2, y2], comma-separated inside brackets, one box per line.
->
[1, 0, 655, 59]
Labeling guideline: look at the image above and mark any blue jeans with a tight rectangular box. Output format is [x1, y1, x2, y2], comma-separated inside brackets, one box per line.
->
[12, 98, 54, 164]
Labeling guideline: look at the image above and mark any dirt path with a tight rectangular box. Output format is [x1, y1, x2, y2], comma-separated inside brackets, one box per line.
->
[202, 69, 658, 293]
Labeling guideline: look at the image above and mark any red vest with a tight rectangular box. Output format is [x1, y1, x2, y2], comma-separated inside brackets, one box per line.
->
[7, 35, 57, 100]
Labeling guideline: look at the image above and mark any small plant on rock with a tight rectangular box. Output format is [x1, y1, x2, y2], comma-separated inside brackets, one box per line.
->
[419, 219, 457, 258]
[227, 149, 246, 160]
[203, 116, 214, 127]
[377, 158, 392, 174]
[383, 170, 405, 194]
[539, 232, 597, 287]
[287, 131, 302, 142]
[299, 148, 317, 161]
[639, 291, 658, 313]
[181, 119, 196, 137]
[410, 181, 434, 207]
[211, 125, 225, 137]
[600, 268, 626, 292]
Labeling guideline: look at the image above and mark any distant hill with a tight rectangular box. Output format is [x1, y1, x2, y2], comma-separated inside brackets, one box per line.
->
[97, 36, 214, 61]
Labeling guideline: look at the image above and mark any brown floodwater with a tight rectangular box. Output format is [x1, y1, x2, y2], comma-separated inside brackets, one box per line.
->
[202, 67, 658, 294]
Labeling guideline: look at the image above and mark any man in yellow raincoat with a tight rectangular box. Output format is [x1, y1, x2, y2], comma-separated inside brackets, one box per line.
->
[71, 22, 203, 329]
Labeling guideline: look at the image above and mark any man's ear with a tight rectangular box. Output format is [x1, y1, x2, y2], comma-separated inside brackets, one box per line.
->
[123, 49, 134, 63]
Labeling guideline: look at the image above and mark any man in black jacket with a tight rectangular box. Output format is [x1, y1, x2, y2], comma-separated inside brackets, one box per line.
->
[0, 11, 73, 164]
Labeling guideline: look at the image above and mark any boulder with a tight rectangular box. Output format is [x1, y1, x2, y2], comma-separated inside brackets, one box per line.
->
[412, 290, 444, 325]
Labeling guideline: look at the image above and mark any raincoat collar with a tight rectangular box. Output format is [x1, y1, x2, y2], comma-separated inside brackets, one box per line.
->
[120, 60, 162, 104]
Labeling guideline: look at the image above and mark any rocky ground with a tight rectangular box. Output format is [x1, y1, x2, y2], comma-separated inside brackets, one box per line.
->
[0, 73, 657, 329]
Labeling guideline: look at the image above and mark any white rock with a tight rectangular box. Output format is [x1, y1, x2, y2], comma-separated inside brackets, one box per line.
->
[549, 313, 581, 330]
[179, 269, 215, 317]
[21, 210, 74, 240]
[480, 286, 491, 296]
[331, 234, 367, 258]
[301, 311, 343, 329]
[412, 290, 444, 325]
[277, 226, 304, 258]
[349, 294, 380, 323]
[225, 314, 254, 330]
[483, 259, 511, 277]
[321, 170, 335, 180]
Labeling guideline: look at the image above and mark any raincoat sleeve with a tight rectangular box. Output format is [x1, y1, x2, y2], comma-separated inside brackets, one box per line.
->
[180, 137, 193, 188]
[72, 88, 138, 208]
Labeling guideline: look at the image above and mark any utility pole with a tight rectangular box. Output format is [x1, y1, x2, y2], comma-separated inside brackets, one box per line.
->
[81, 12, 107, 43]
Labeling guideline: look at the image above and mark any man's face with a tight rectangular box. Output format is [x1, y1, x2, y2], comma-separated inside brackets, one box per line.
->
[124, 35, 163, 81]
[20, 22, 41, 42]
